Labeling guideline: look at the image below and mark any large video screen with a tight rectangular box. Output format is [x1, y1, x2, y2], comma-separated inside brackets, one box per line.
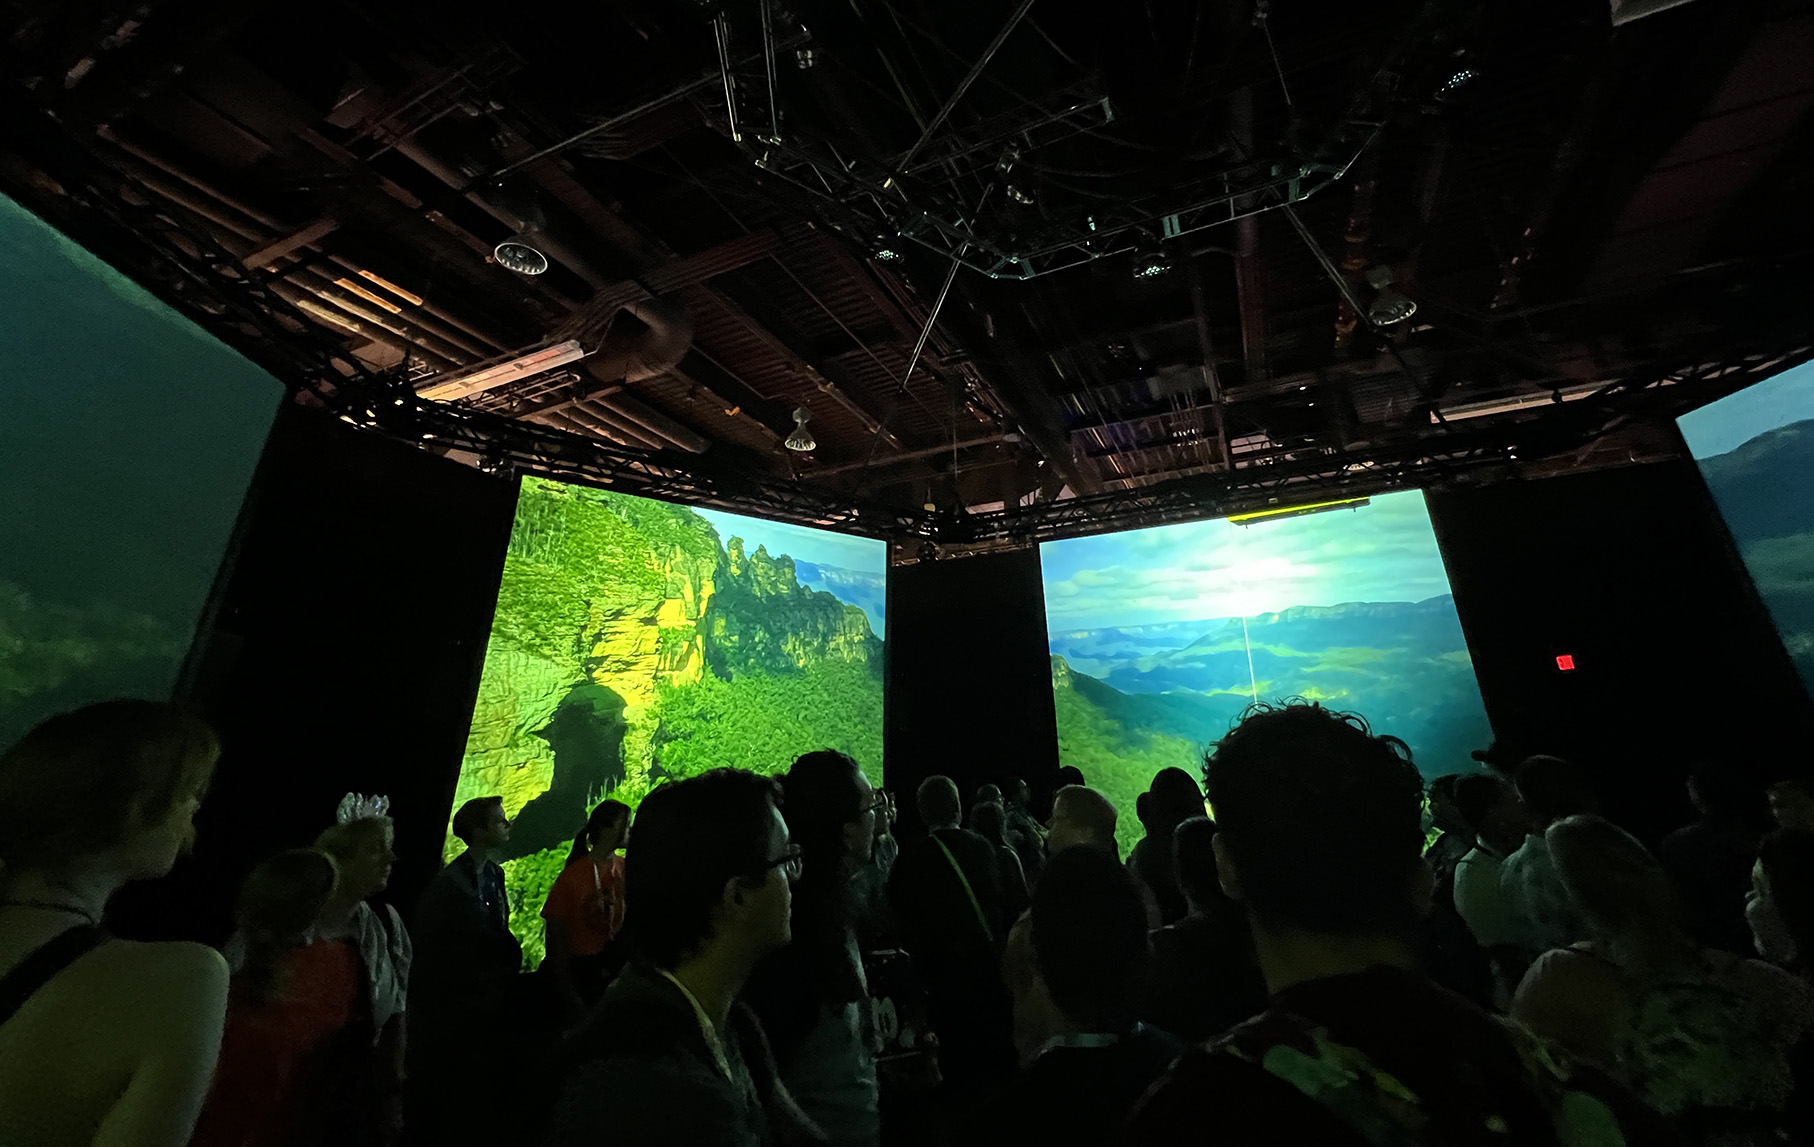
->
[0, 192, 282, 749]
[1679, 360, 1814, 699]
[454, 475, 886, 960]
[1041, 490, 1492, 852]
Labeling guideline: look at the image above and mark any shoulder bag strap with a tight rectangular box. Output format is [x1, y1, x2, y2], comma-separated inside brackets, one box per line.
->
[931, 835, 993, 944]
[0, 926, 107, 1028]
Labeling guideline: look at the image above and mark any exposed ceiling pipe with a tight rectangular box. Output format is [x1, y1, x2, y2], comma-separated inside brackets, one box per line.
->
[594, 392, 712, 454]
[533, 408, 643, 450]
[1229, 85, 1270, 387]
[566, 402, 669, 451]
[95, 130, 513, 358]
[389, 137, 610, 292]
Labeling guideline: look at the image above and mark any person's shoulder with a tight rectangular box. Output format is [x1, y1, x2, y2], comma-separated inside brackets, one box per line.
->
[90, 938, 227, 984]
[1124, 1035, 1354, 1146]
[78, 940, 228, 1027]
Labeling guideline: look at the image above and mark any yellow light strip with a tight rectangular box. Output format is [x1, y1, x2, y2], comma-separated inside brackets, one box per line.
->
[1226, 496, 1371, 525]
[333, 277, 403, 314]
[356, 268, 425, 306]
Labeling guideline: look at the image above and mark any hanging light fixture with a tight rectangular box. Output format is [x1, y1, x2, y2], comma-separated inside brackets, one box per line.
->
[1364, 266, 1417, 326]
[494, 234, 549, 276]
[785, 407, 816, 452]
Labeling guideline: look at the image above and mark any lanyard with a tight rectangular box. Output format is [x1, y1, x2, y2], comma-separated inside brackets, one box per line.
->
[657, 970, 737, 1086]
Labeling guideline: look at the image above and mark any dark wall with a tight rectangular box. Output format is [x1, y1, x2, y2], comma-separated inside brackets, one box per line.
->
[110, 408, 517, 944]
[1428, 458, 1814, 842]
[885, 547, 1061, 833]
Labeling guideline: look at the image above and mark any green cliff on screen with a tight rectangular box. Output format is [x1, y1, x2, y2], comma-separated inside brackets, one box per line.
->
[453, 476, 884, 964]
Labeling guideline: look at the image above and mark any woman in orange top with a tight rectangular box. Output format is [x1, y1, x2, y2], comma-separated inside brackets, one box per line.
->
[541, 799, 629, 1017]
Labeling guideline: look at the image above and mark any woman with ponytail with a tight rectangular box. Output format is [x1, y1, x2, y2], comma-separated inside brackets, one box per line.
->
[540, 799, 630, 1016]
[193, 848, 375, 1147]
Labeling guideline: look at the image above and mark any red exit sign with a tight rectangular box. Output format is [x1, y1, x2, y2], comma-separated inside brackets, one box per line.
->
[1556, 654, 1577, 672]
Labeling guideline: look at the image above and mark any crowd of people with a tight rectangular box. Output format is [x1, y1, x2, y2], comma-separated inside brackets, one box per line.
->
[3, 698, 1814, 1145]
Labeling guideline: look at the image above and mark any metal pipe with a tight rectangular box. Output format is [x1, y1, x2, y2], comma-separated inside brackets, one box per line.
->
[1187, 260, 1233, 470]
[897, 0, 1038, 173]
[714, 16, 743, 144]
[594, 393, 711, 454]
[391, 138, 606, 294]
[567, 402, 668, 451]
[98, 129, 521, 355]
[285, 268, 471, 364]
[486, 73, 722, 183]
[760, 0, 782, 143]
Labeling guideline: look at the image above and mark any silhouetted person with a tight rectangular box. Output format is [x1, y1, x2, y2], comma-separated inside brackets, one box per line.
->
[1752, 830, 1814, 975]
[1126, 767, 1203, 926]
[993, 846, 1183, 1146]
[886, 776, 1011, 1097]
[0, 701, 229, 1147]
[1003, 779, 1046, 886]
[970, 802, 1030, 923]
[407, 797, 523, 1146]
[1501, 755, 1597, 960]
[1424, 774, 1472, 884]
[973, 783, 1002, 809]
[1450, 773, 1530, 1005]
[1769, 775, 1814, 833]
[1657, 763, 1765, 956]
[193, 849, 373, 1147]
[745, 751, 886, 1147]
[1046, 785, 1117, 856]
[1514, 815, 1814, 1139]
[308, 794, 411, 1144]
[1056, 766, 1086, 789]
[550, 769, 817, 1147]
[1137, 816, 1266, 1042]
[1124, 702, 1679, 1145]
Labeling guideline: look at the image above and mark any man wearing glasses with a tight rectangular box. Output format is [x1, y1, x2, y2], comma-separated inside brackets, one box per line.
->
[548, 769, 818, 1147]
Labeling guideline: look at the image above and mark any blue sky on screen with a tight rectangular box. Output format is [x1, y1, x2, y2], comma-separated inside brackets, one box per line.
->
[1040, 489, 1457, 631]
[1678, 361, 1814, 460]
[691, 507, 886, 575]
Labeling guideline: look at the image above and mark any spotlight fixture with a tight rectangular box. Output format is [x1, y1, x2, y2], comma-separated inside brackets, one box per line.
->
[1363, 266, 1417, 326]
[1006, 184, 1035, 206]
[1132, 250, 1172, 280]
[493, 234, 549, 276]
[871, 239, 903, 262]
[784, 407, 816, 452]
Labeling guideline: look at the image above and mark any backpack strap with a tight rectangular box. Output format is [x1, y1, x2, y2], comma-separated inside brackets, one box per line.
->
[0, 926, 107, 1028]
[931, 835, 993, 944]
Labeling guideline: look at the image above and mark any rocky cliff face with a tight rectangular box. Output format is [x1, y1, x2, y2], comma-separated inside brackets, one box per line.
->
[456, 479, 884, 845]
[704, 538, 883, 679]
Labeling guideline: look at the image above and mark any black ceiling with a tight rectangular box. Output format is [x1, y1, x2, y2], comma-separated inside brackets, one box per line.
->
[3, 0, 1812, 548]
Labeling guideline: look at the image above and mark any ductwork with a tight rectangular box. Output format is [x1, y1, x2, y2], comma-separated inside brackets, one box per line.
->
[585, 296, 694, 384]
[573, 295, 712, 454]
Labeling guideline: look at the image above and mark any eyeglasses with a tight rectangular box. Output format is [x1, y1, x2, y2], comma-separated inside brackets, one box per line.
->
[859, 790, 892, 815]
[760, 845, 805, 882]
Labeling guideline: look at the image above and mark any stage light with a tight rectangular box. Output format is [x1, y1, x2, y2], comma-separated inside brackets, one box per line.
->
[1556, 654, 1577, 672]
[418, 340, 587, 401]
[1007, 184, 1035, 206]
[1132, 251, 1172, 280]
[494, 235, 549, 276]
[785, 407, 816, 452]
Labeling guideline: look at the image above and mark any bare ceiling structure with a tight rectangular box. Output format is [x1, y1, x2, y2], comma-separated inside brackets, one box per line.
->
[3, 0, 1812, 553]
